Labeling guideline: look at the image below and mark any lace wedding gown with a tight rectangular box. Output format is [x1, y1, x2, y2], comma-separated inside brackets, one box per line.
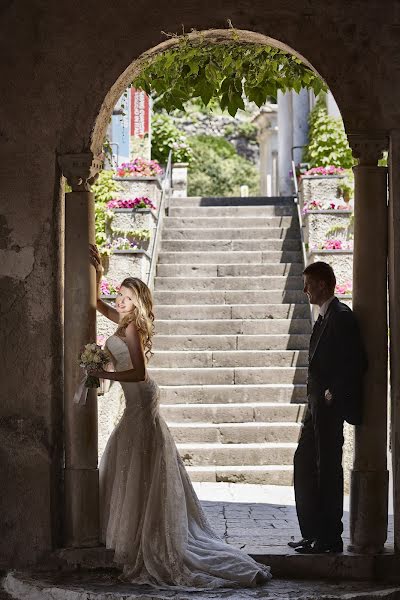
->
[99, 335, 272, 588]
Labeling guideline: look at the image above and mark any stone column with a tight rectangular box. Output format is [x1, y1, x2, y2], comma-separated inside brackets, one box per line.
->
[292, 88, 310, 165]
[348, 133, 389, 554]
[277, 90, 293, 196]
[58, 153, 102, 547]
[389, 130, 400, 552]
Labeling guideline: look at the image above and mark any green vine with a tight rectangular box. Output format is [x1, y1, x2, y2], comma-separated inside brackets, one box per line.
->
[133, 36, 326, 116]
[92, 170, 122, 255]
[303, 95, 354, 168]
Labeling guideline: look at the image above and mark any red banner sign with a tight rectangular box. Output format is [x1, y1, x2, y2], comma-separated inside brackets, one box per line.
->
[130, 88, 150, 138]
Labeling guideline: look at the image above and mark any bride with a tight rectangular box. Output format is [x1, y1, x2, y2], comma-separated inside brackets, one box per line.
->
[89, 244, 271, 589]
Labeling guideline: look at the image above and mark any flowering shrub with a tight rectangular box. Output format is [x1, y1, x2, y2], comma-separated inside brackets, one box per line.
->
[303, 166, 345, 177]
[100, 277, 119, 296]
[335, 281, 352, 295]
[117, 158, 162, 178]
[107, 197, 157, 210]
[303, 200, 351, 214]
[105, 237, 139, 251]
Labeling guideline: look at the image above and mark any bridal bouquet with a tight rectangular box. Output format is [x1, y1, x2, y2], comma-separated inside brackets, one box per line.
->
[79, 343, 111, 388]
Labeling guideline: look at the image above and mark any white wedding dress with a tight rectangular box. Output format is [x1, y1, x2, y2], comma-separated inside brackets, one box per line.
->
[99, 334, 272, 589]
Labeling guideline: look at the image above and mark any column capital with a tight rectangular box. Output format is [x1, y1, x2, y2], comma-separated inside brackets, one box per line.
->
[59, 153, 103, 191]
[347, 132, 389, 166]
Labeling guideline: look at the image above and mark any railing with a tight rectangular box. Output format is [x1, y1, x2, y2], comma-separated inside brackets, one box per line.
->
[291, 159, 315, 326]
[146, 151, 173, 292]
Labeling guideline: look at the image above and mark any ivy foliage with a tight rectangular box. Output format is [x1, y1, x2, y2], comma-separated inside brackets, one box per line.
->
[187, 135, 259, 197]
[133, 38, 326, 116]
[92, 170, 121, 254]
[303, 96, 354, 168]
[151, 113, 193, 164]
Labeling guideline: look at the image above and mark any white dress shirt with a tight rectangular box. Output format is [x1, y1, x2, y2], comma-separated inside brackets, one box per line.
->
[319, 295, 336, 319]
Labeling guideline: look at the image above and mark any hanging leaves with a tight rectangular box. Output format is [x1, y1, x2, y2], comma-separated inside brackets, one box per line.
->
[133, 39, 326, 115]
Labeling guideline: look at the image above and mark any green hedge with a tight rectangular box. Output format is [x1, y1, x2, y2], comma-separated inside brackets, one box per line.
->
[187, 135, 259, 197]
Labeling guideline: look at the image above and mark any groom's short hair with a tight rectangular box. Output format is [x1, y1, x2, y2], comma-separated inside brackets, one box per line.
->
[303, 261, 336, 293]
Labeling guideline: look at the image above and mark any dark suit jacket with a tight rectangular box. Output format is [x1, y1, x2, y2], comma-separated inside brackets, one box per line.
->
[307, 297, 367, 425]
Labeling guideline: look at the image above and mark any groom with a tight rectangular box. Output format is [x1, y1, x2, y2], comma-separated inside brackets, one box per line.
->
[288, 261, 367, 554]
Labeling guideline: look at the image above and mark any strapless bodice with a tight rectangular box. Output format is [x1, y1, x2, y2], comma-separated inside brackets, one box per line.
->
[105, 334, 159, 415]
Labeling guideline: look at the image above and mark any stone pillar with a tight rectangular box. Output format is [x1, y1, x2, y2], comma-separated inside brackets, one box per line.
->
[277, 90, 293, 196]
[389, 130, 400, 552]
[58, 153, 102, 547]
[348, 133, 389, 554]
[292, 88, 310, 165]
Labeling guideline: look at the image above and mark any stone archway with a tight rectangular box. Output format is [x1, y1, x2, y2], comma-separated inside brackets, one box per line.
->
[60, 28, 389, 557]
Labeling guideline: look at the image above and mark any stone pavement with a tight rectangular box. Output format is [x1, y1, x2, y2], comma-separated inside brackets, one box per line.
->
[193, 482, 394, 554]
[4, 570, 400, 600]
[3, 484, 397, 599]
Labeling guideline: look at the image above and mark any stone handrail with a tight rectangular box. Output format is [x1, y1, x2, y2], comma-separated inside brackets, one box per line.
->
[291, 160, 314, 325]
[146, 151, 173, 292]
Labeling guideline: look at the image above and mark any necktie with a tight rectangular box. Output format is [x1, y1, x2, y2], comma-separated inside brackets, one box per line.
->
[313, 314, 323, 332]
[309, 314, 324, 360]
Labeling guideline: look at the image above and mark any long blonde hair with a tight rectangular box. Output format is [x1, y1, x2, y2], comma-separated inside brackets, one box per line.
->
[115, 277, 155, 360]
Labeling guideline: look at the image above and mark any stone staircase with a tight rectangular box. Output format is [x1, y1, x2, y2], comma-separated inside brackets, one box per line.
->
[149, 196, 310, 485]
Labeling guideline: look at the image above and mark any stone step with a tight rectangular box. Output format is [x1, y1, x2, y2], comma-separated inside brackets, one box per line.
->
[155, 319, 310, 335]
[186, 464, 294, 484]
[156, 263, 304, 277]
[176, 441, 297, 466]
[164, 216, 296, 229]
[154, 303, 309, 321]
[161, 239, 301, 252]
[156, 319, 311, 335]
[152, 350, 308, 368]
[154, 290, 307, 304]
[158, 250, 303, 264]
[153, 333, 310, 351]
[168, 422, 301, 444]
[168, 206, 296, 217]
[162, 227, 299, 240]
[160, 402, 306, 422]
[159, 384, 307, 404]
[169, 196, 294, 208]
[154, 276, 303, 291]
[149, 367, 308, 385]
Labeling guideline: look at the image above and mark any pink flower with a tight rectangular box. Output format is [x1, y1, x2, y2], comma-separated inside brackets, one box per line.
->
[106, 197, 157, 210]
[303, 165, 345, 177]
[335, 281, 352, 295]
[117, 158, 163, 178]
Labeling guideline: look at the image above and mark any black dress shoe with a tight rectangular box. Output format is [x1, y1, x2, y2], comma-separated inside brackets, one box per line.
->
[295, 539, 343, 554]
[288, 537, 315, 549]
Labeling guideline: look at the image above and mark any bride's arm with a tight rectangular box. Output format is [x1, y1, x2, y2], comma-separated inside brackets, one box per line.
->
[89, 244, 119, 324]
[92, 322, 146, 383]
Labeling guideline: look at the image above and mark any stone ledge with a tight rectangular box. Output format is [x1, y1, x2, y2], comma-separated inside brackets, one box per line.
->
[113, 176, 162, 190]
[112, 208, 154, 214]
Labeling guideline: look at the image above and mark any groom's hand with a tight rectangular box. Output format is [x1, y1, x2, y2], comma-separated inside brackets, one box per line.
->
[324, 389, 333, 405]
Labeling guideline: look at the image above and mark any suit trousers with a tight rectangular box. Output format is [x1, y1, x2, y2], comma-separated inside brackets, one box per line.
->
[293, 398, 344, 542]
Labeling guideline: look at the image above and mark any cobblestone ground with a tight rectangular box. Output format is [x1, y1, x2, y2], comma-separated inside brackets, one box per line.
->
[193, 483, 394, 554]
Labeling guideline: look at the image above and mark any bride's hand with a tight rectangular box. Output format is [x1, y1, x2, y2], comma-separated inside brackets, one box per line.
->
[89, 244, 104, 286]
[89, 368, 111, 380]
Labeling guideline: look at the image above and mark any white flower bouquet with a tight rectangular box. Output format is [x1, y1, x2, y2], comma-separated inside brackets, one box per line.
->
[79, 343, 111, 388]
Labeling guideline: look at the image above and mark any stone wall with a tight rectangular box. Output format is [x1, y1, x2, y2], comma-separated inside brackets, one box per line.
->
[2, 0, 400, 566]
[300, 176, 354, 493]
